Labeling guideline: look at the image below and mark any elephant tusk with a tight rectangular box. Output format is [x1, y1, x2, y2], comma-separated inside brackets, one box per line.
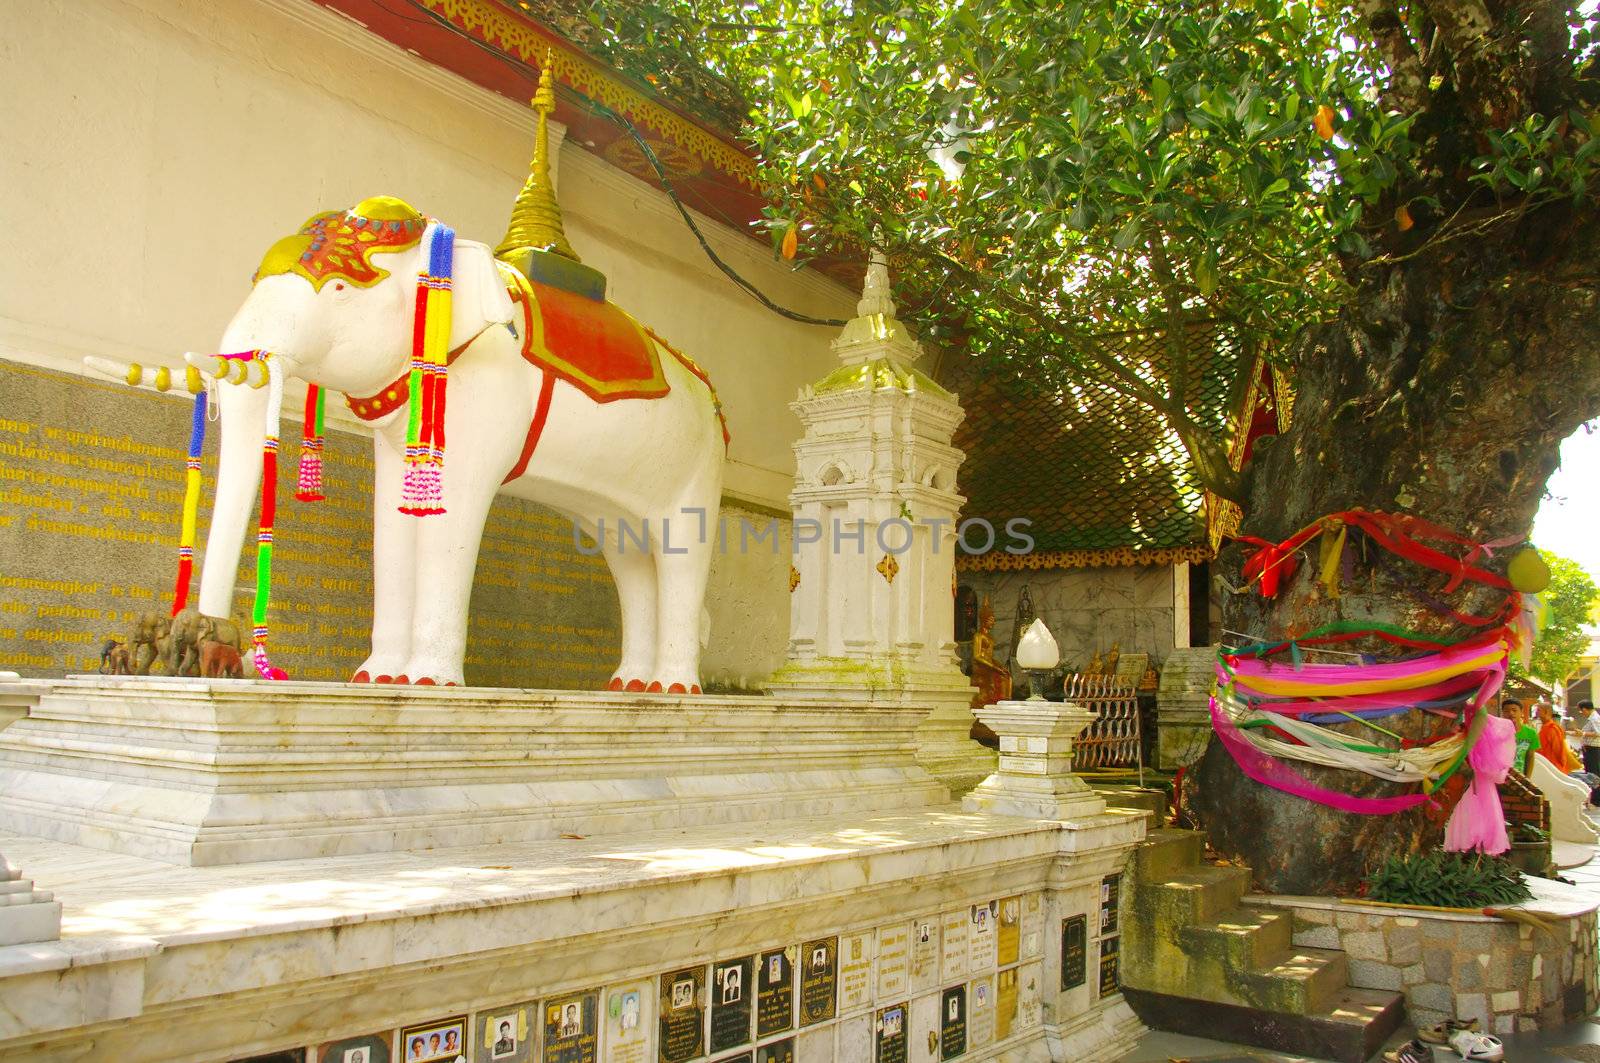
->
[84, 356, 206, 394]
[184, 353, 269, 389]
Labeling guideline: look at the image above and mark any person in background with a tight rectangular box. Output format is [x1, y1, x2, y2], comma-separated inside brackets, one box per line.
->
[1505, 699, 1539, 775]
[1576, 700, 1600, 778]
[1538, 701, 1582, 773]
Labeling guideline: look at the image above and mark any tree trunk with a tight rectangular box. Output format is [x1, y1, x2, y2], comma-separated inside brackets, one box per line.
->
[1189, 206, 1600, 895]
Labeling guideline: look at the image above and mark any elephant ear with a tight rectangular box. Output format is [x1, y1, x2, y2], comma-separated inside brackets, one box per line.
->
[449, 238, 515, 350]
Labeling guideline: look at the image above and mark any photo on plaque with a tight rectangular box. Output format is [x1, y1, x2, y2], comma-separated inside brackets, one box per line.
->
[967, 975, 995, 1050]
[938, 986, 966, 1061]
[711, 955, 756, 1053]
[544, 991, 599, 1063]
[603, 979, 654, 1063]
[873, 1004, 908, 1063]
[1099, 874, 1121, 935]
[756, 947, 796, 1038]
[400, 1016, 467, 1062]
[318, 1032, 393, 1063]
[756, 1037, 795, 1063]
[799, 937, 838, 1027]
[477, 1001, 534, 1063]
[658, 966, 707, 1063]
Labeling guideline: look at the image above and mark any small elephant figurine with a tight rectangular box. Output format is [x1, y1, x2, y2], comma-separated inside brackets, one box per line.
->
[127, 611, 171, 676]
[168, 611, 243, 677]
[199, 640, 244, 679]
[99, 639, 132, 675]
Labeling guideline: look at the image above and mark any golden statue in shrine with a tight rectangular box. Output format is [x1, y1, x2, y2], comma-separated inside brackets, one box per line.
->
[970, 596, 1012, 708]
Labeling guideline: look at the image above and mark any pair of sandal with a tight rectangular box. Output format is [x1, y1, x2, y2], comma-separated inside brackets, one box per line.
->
[1384, 1019, 1504, 1062]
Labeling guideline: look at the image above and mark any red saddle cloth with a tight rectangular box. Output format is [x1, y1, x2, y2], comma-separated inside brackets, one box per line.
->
[508, 270, 668, 402]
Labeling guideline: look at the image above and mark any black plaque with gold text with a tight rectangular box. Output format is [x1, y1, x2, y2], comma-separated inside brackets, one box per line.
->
[799, 937, 838, 1027]
[1061, 916, 1087, 991]
[874, 1003, 908, 1063]
[659, 967, 706, 1063]
[1098, 937, 1120, 998]
[756, 948, 795, 1037]
[939, 986, 967, 1060]
[711, 956, 755, 1053]
[543, 991, 599, 1063]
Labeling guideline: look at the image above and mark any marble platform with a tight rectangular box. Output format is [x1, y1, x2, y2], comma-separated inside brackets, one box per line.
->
[0, 804, 1148, 1063]
[0, 679, 950, 866]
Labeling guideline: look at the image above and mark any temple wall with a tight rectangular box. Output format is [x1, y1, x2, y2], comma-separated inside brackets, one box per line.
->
[0, 0, 842, 686]
[959, 565, 1190, 672]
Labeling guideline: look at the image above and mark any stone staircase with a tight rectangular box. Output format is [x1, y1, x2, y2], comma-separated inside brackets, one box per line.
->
[1122, 829, 1405, 1062]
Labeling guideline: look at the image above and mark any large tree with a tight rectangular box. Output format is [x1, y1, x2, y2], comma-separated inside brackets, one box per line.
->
[589, 0, 1600, 892]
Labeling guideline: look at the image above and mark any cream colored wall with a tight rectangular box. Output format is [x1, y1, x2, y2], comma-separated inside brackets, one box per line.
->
[0, 0, 852, 507]
[0, 0, 856, 682]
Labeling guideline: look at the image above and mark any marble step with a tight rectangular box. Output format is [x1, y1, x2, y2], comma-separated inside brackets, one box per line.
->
[1124, 985, 1405, 1063]
[1240, 947, 1351, 1015]
[1179, 905, 1294, 970]
[1131, 827, 1207, 879]
[1146, 863, 1253, 924]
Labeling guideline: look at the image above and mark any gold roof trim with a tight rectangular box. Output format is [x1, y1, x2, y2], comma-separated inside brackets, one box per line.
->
[957, 544, 1215, 573]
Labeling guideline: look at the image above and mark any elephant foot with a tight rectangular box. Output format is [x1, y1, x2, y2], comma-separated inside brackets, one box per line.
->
[645, 681, 663, 693]
[606, 677, 624, 692]
[624, 679, 648, 693]
[654, 675, 703, 695]
[352, 670, 371, 684]
[393, 675, 411, 685]
[375, 674, 396, 684]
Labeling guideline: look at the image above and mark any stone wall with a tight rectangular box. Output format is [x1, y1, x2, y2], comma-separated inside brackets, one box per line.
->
[1279, 901, 1599, 1034]
[959, 565, 1185, 672]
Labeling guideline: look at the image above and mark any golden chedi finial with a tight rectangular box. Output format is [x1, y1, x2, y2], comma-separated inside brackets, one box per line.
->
[497, 56, 579, 262]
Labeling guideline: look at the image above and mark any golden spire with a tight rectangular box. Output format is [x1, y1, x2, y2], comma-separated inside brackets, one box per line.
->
[497, 58, 580, 262]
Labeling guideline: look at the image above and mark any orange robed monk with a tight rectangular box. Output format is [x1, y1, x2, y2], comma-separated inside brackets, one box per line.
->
[1537, 703, 1581, 773]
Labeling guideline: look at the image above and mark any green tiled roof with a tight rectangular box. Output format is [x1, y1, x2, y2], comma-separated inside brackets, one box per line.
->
[940, 328, 1244, 556]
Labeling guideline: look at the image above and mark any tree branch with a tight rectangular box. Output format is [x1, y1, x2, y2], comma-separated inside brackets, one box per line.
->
[1356, 0, 1431, 111]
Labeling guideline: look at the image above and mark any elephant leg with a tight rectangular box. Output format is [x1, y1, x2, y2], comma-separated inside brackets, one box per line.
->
[354, 430, 417, 683]
[649, 499, 717, 694]
[597, 525, 658, 692]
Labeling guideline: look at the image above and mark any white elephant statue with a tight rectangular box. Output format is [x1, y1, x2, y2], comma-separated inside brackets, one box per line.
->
[191, 196, 725, 691]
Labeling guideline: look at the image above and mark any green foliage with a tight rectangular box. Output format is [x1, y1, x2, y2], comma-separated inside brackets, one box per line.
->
[1363, 851, 1533, 908]
[1512, 550, 1600, 688]
[588, 1, 1599, 500]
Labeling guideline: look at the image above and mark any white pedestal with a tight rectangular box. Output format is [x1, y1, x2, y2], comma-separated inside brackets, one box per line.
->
[0, 678, 949, 866]
[964, 699, 1108, 821]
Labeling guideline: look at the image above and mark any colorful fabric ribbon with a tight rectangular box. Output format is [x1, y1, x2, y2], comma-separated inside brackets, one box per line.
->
[170, 388, 207, 616]
[400, 223, 454, 516]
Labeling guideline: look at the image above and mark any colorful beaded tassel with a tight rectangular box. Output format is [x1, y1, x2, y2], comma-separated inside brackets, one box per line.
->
[170, 387, 208, 616]
[295, 384, 326, 502]
[218, 350, 288, 680]
[400, 223, 455, 516]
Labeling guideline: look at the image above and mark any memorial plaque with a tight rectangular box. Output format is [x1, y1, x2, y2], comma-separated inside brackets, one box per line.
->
[711, 956, 755, 1053]
[712, 1056, 752, 1063]
[234, 1053, 304, 1063]
[907, 995, 938, 1063]
[545, 992, 599, 1063]
[1099, 875, 1121, 935]
[603, 981, 654, 1063]
[1097, 937, 1120, 998]
[996, 896, 1021, 968]
[1020, 893, 1044, 961]
[835, 1013, 872, 1062]
[799, 938, 838, 1027]
[795, 1027, 834, 1063]
[400, 1015, 467, 1062]
[873, 1004, 908, 1063]
[937, 912, 968, 983]
[756, 1038, 796, 1063]
[966, 903, 997, 973]
[757, 948, 796, 1038]
[994, 967, 1018, 1042]
[838, 931, 875, 1013]
[908, 919, 939, 993]
[316, 1031, 391, 1063]
[1017, 962, 1043, 1031]
[1060, 916, 1087, 990]
[658, 967, 706, 1063]
[938, 987, 966, 1061]
[967, 977, 995, 1050]
[876, 923, 910, 1000]
[478, 1000, 537, 1063]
